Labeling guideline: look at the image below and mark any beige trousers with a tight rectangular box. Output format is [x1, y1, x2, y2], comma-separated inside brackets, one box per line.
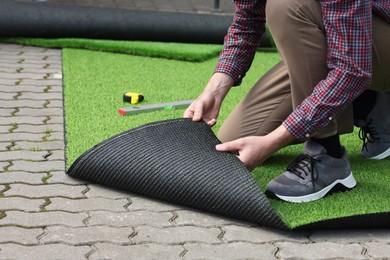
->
[218, 0, 390, 142]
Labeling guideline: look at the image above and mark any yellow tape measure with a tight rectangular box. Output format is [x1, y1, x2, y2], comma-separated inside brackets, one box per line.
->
[123, 92, 144, 104]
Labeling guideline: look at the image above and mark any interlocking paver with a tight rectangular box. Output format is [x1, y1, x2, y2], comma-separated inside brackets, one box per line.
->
[310, 229, 390, 243]
[13, 140, 64, 151]
[41, 226, 133, 245]
[0, 243, 91, 260]
[4, 183, 87, 198]
[0, 125, 10, 133]
[364, 242, 390, 259]
[134, 226, 221, 244]
[0, 211, 88, 227]
[17, 92, 63, 100]
[85, 184, 134, 199]
[0, 171, 46, 184]
[0, 116, 47, 125]
[174, 209, 239, 227]
[88, 211, 173, 227]
[0, 197, 45, 211]
[184, 242, 277, 259]
[128, 195, 182, 211]
[9, 160, 65, 172]
[223, 225, 308, 243]
[46, 171, 87, 184]
[45, 150, 65, 161]
[46, 197, 130, 212]
[275, 242, 367, 260]
[0, 85, 47, 93]
[0, 133, 45, 142]
[0, 108, 14, 116]
[0, 161, 9, 170]
[13, 124, 64, 133]
[0, 150, 47, 161]
[91, 243, 183, 260]
[0, 227, 43, 244]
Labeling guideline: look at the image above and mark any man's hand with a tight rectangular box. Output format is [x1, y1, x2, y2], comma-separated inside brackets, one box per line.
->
[216, 125, 296, 170]
[184, 73, 233, 127]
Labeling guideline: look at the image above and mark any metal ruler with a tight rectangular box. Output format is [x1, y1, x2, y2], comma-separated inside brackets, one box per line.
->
[118, 100, 193, 116]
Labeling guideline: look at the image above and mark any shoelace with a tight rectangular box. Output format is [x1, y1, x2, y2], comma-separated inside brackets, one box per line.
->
[287, 154, 318, 190]
[358, 119, 380, 151]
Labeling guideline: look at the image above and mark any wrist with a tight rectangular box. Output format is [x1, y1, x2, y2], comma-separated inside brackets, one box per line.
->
[268, 125, 296, 151]
[204, 73, 233, 101]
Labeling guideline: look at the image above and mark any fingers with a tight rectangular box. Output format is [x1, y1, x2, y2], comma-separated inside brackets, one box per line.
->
[216, 140, 241, 152]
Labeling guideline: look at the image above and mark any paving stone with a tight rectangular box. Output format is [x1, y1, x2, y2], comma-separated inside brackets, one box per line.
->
[46, 131, 64, 141]
[0, 243, 91, 260]
[85, 184, 134, 199]
[0, 211, 88, 227]
[275, 242, 366, 260]
[0, 92, 18, 99]
[46, 197, 130, 212]
[4, 183, 87, 198]
[223, 225, 308, 243]
[310, 229, 390, 243]
[0, 100, 46, 108]
[14, 124, 64, 133]
[13, 140, 64, 151]
[46, 171, 88, 184]
[0, 85, 47, 93]
[18, 92, 63, 100]
[174, 209, 239, 227]
[0, 161, 9, 171]
[129, 195, 182, 212]
[0, 227, 43, 244]
[0, 197, 45, 211]
[45, 150, 65, 161]
[0, 72, 47, 80]
[0, 141, 10, 151]
[0, 125, 10, 133]
[47, 116, 64, 124]
[46, 100, 64, 108]
[89, 211, 173, 227]
[364, 242, 390, 259]
[9, 160, 65, 172]
[0, 108, 14, 116]
[21, 79, 62, 86]
[17, 108, 63, 118]
[91, 243, 183, 260]
[184, 242, 277, 260]
[134, 226, 221, 244]
[0, 132, 45, 142]
[0, 150, 47, 161]
[0, 171, 46, 184]
[41, 226, 133, 245]
[0, 116, 47, 125]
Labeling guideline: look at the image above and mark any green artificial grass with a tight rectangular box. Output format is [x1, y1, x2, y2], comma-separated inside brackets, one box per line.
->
[1, 37, 223, 62]
[62, 44, 390, 229]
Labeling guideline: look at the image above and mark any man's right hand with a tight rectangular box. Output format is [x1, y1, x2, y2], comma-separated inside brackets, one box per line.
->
[184, 73, 234, 127]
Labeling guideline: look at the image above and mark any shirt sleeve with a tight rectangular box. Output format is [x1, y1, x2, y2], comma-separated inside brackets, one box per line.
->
[283, 0, 373, 140]
[215, 0, 266, 86]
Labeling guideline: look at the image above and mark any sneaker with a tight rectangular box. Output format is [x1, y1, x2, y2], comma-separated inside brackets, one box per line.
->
[355, 92, 390, 160]
[265, 141, 357, 203]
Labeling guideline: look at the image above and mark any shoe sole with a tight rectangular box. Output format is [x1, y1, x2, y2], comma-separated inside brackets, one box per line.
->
[270, 173, 357, 203]
[362, 146, 390, 160]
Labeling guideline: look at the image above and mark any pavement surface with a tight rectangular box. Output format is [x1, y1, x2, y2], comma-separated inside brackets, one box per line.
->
[1, 1, 390, 260]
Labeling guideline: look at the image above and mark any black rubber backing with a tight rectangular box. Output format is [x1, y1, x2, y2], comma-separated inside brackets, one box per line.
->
[67, 118, 390, 230]
[0, 1, 232, 44]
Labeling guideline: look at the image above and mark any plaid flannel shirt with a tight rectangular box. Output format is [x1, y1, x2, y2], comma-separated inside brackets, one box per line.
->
[215, 0, 390, 140]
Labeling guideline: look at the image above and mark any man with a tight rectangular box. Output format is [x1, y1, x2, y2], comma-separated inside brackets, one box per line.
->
[184, 0, 390, 203]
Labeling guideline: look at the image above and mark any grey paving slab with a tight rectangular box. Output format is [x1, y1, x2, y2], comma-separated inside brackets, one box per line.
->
[0, 243, 92, 260]
[364, 242, 390, 259]
[46, 171, 88, 184]
[85, 184, 135, 199]
[91, 243, 184, 260]
[275, 241, 367, 260]
[45, 150, 65, 161]
[310, 229, 390, 243]
[0, 150, 47, 161]
[223, 225, 308, 243]
[174, 209, 244, 227]
[0, 125, 10, 133]
[88, 211, 174, 227]
[17, 108, 64, 117]
[0, 197, 45, 211]
[0, 227, 43, 245]
[41, 226, 133, 245]
[0, 85, 47, 93]
[0, 116, 47, 125]
[128, 195, 182, 212]
[9, 160, 65, 172]
[0, 211, 88, 227]
[4, 183, 87, 198]
[184, 242, 278, 260]
[13, 140, 65, 151]
[46, 197, 130, 212]
[133, 226, 222, 244]
[0, 161, 9, 170]
[0, 132, 45, 142]
[13, 124, 64, 133]
[0, 108, 14, 116]
[0, 171, 46, 184]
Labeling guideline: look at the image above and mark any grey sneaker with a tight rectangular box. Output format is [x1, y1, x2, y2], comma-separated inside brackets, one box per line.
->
[355, 92, 390, 160]
[265, 141, 356, 203]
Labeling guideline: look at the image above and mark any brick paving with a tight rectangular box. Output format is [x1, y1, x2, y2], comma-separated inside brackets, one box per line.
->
[1, 1, 390, 259]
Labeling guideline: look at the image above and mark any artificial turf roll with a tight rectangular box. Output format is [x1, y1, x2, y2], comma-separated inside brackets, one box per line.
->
[67, 118, 287, 229]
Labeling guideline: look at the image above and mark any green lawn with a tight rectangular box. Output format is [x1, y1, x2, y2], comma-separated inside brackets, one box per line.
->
[62, 43, 390, 229]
